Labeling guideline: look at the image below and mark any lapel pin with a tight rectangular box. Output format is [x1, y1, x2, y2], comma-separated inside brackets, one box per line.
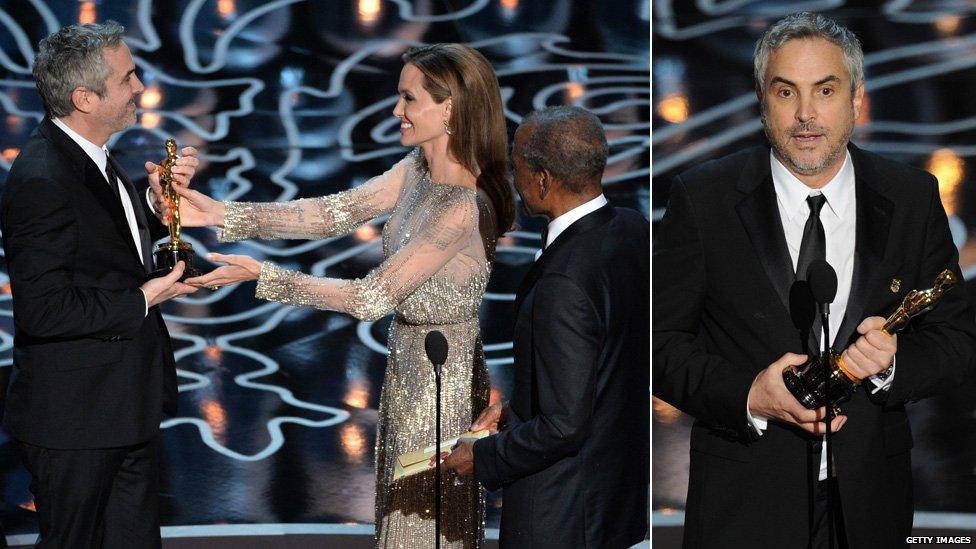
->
[890, 278, 901, 293]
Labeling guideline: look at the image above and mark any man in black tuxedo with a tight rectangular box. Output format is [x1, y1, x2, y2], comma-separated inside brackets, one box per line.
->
[443, 106, 649, 548]
[653, 12, 976, 549]
[1, 22, 200, 547]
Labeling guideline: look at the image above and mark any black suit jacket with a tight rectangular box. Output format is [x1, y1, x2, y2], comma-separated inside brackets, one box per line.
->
[1, 117, 177, 449]
[474, 204, 650, 549]
[653, 144, 976, 549]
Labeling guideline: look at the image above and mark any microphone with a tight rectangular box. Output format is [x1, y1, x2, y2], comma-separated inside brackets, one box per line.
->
[807, 259, 838, 309]
[425, 330, 449, 368]
[425, 330, 448, 549]
[806, 258, 836, 372]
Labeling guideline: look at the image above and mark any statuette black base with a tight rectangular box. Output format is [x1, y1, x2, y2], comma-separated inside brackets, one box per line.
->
[148, 242, 201, 282]
[783, 350, 859, 415]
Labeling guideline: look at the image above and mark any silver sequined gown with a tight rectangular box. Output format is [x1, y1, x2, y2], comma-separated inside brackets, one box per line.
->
[220, 149, 495, 548]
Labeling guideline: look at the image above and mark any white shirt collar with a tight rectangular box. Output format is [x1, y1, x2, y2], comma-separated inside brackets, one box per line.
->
[546, 194, 609, 248]
[770, 150, 854, 223]
[52, 117, 109, 180]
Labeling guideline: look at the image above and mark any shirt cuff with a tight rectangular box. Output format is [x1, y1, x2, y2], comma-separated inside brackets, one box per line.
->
[868, 357, 895, 394]
[746, 392, 768, 435]
[139, 288, 149, 317]
[145, 188, 158, 216]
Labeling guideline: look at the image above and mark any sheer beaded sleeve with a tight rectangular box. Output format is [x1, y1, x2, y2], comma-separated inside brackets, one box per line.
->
[254, 187, 479, 320]
[475, 190, 499, 264]
[219, 151, 418, 242]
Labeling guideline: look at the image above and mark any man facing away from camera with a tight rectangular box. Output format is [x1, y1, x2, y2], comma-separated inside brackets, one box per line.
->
[445, 106, 649, 548]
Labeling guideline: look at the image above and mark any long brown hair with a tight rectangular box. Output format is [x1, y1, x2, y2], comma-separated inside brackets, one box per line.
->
[402, 44, 515, 236]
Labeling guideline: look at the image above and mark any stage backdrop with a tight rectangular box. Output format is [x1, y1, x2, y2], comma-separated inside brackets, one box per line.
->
[0, 0, 649, 539]
[653, 0, 976, 534]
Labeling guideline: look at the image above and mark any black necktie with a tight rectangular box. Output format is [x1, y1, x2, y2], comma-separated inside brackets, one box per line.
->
[105, 153, 153, 271]
[104, 155, 121, 200]
[796, 194, 827, 281]
[540, 225, 548, 250]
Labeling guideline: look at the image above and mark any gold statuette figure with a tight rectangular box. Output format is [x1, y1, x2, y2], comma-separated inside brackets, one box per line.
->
[148, 138, 201, 281]
[160, 139, 182, 244]
[881, 270, 955, 333]
[783, 269, 957, 413]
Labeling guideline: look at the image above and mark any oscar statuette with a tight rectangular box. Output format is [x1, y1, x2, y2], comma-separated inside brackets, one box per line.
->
[147, 138, 202, 281]
[783, 269, 957, 413]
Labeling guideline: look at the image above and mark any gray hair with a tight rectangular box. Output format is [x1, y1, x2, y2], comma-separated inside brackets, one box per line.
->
[519, 106, 608, 194]
[754, 12, 863, 95]
[33, 21, 126, 118]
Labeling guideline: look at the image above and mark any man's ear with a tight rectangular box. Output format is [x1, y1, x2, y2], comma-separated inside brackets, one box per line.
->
[852, 82, 865, 121]
[755, 84, 767, 127]
[70, 87, 93, 114]
[538, 170, 551, 200]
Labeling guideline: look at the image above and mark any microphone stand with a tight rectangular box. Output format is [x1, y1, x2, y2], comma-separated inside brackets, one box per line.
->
[820, 302, 835, 548]
[425, 330, 448, 549]
[434, 358, 442, 549]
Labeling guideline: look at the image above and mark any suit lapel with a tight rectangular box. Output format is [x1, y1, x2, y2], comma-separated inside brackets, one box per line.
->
[514, 204, 615, 314]
[734, 148, 794, 313]
[833, 145, 893, 347]
[39, 119, 146, 271]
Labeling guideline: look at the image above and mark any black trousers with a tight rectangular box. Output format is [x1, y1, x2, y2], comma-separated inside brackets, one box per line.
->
[811, 478, 849, 549]
[17, 437, 162, 549]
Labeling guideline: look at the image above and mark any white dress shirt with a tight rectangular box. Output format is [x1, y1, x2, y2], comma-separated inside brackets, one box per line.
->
[534, 194, 609, 260]
[53, 118, 148, 315]
[748, 151, 894, 481]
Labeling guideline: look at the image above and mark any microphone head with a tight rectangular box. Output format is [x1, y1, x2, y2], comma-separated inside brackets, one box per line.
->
[789, 280, 817, 332]
[807, 259, 838, 305]
[425, 330, 449, 366]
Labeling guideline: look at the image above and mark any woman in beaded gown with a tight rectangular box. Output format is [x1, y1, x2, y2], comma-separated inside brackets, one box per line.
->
[158, 44, 514, 548]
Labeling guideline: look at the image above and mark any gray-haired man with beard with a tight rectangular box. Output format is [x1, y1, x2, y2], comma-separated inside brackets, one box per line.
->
[654, 12, 976, 549]
[1, 22, 199, 547]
